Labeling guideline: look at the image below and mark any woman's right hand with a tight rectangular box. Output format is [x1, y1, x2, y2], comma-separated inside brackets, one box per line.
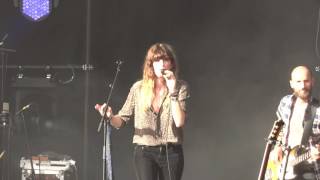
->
[95, 103, 113, 118]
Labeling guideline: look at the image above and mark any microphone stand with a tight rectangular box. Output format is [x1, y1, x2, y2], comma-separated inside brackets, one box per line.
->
[97, 60, 123, 180]
[0, 42, 16, 180]
[18, 112, 36, 180]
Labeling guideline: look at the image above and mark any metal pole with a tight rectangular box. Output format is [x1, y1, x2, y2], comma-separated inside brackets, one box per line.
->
[0, 64, 93, 70]
[0, 50, 7, 180]
[83, 0, 92, 178]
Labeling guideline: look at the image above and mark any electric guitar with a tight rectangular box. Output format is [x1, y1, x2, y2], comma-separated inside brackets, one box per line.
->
[266, 136, 320, 180]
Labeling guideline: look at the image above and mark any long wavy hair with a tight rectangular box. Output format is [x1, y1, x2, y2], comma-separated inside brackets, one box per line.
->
[139, 43, 179, 111]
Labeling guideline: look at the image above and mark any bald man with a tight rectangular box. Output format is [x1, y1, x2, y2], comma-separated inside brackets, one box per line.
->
[269, 66, 320, 180]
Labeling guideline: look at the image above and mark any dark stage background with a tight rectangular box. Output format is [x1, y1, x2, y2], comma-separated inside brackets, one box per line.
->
[1, 0, 320, 179]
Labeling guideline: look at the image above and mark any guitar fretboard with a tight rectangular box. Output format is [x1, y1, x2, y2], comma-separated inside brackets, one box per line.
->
[292, 150, 310, 166]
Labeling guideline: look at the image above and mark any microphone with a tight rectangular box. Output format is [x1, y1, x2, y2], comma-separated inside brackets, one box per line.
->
[2, 34, 8, 42]
[161, 69, 172, 77]
[15, 103, 33, 115]
[21, 103, 32, 110]
[0, 33, 8, 46]
[0, 150, 5, 159]
[161, 69, 166, 76]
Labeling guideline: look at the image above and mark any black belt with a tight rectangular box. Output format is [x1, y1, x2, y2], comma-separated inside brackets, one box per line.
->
[136, 143, 181, 150]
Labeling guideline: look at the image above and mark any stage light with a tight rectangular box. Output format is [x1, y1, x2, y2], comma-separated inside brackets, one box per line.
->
[17, 66, 24, 79]
[13, 0, 59, 22]
[45, 66, 53, 79]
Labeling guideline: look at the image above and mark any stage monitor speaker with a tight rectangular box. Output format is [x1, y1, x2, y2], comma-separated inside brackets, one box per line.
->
[20, 156, 76, 180]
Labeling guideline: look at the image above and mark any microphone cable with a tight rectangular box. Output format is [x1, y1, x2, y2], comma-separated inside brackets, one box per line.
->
[165, 143, 172, 180]
[57, 64, 75, 85]
[165, 94, 173, 180]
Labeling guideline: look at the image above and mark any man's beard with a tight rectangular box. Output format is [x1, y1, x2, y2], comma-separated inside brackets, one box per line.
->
[293, 88, 312, 100]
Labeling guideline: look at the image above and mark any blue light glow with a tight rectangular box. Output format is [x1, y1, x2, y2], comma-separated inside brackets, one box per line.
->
[21, 0, 51, 21]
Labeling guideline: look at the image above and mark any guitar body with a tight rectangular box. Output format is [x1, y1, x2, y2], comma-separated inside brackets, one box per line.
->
[265, 159, 280, 180]
[265, 146, 312, 180]
[282, 146, 311, 180]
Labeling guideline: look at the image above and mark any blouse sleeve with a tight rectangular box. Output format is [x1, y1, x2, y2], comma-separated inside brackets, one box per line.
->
[117, 81, 140, 122]
[177, 80, 190, 112]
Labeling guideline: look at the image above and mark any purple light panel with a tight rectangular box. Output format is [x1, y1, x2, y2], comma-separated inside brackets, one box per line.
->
[21, 0, 51, 21]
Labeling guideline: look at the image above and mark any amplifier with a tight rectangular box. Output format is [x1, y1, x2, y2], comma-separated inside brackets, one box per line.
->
[20, 156, 76, 180]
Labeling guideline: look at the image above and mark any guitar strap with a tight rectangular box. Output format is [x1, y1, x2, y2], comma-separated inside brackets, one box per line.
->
[300, 98, 319, 146]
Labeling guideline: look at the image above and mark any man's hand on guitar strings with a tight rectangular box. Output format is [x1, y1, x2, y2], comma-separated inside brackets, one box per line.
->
[310, 144, 320, 161]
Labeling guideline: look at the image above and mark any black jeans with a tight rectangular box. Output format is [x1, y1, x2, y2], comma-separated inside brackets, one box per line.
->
[133, 144, 184, 180]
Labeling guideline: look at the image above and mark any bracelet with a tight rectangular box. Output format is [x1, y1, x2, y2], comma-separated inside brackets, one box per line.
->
[105, 114, 113, 121]
[169, 91, 179, 97]
[170, 96, 179, 101]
